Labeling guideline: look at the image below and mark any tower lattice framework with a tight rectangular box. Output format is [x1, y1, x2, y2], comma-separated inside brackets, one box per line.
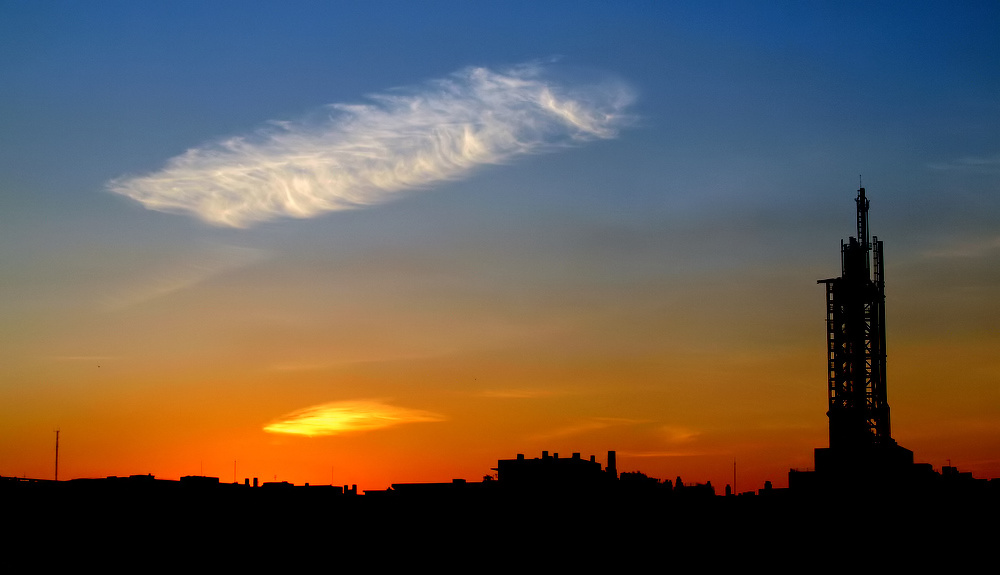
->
[817, 187, 894, 451]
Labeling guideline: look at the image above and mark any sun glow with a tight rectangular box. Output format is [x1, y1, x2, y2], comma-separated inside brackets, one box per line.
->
[263, 400, 446, 437]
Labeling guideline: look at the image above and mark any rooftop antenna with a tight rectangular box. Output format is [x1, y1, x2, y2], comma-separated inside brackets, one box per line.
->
[54, 429, 60, 481]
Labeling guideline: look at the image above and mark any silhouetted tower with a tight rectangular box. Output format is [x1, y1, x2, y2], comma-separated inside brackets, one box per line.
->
[817, 187, 894, 451]
[788, 187, 914, 492]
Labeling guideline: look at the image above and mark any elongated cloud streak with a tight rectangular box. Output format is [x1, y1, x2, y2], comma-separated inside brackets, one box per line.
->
[110, 63, 633, 227]
[102, 243, 268, 310]
[529, 417, 645, 441]
[264, 399, 445, 437]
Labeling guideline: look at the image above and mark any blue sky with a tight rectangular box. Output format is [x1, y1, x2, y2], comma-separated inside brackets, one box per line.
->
[1, 1, 998, 487]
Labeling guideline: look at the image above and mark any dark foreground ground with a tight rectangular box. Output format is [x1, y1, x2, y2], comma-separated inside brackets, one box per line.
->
[2, 478, 996, 570]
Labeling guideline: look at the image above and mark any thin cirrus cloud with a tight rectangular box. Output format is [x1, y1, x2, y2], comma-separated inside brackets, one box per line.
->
[477, 388, 562, 399]
[108, 62, 634, 228]
[102, 244, 268, 311]
[528, 417, 645, 441]
[263, 399, 446, 437]
[928, 153, 1000, 172]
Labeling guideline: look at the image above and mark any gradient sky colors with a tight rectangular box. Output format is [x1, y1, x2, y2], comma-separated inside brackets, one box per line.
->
[2, 1, 998, 492]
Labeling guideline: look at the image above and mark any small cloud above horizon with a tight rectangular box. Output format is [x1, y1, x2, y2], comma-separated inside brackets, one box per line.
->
[658, 425, 701, 444]
[109, 62, 633, 228]
[263, 399, 446, 437]
[477, 388, 562, 399]
[528, 417, 646, 441]
[920, 235, 1000, 259]
[927, 153, 1000, 172]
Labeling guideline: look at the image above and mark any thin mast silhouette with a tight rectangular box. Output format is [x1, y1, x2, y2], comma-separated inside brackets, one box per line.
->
[54, 429, 60, 481]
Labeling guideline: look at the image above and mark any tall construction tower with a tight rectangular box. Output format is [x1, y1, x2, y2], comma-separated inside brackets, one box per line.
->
[817, 186, 892, 450]
[813, 187, 913, 477]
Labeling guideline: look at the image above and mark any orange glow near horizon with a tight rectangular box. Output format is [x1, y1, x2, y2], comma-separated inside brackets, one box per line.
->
[10, 327, 989, 493]
[3, 275, 999, 493]
[4, 279, 998, 494]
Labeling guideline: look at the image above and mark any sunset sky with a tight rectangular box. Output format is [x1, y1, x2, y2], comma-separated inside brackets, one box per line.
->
[2, 1, 998, 492]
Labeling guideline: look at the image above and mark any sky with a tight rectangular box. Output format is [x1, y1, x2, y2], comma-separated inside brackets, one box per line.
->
[2, 1, 998, 492]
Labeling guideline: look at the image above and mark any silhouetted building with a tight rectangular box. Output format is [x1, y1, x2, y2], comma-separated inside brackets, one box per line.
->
[180, 475, 220, 488]
[619, 471, 658, 485]
[606, 450, 617, 479]
[387, 478, 497, 497]
[493, 451, 614, 488]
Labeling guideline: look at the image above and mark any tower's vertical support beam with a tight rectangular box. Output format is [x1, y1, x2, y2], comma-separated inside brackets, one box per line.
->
[872, 238, 890, 442]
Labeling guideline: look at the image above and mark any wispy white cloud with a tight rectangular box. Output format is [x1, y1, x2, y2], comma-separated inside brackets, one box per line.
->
[263, 399, 446, 437]
[102, 244, 269, 310]
[927, 153, 1000, 172]
[109, 62, 634, 227]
